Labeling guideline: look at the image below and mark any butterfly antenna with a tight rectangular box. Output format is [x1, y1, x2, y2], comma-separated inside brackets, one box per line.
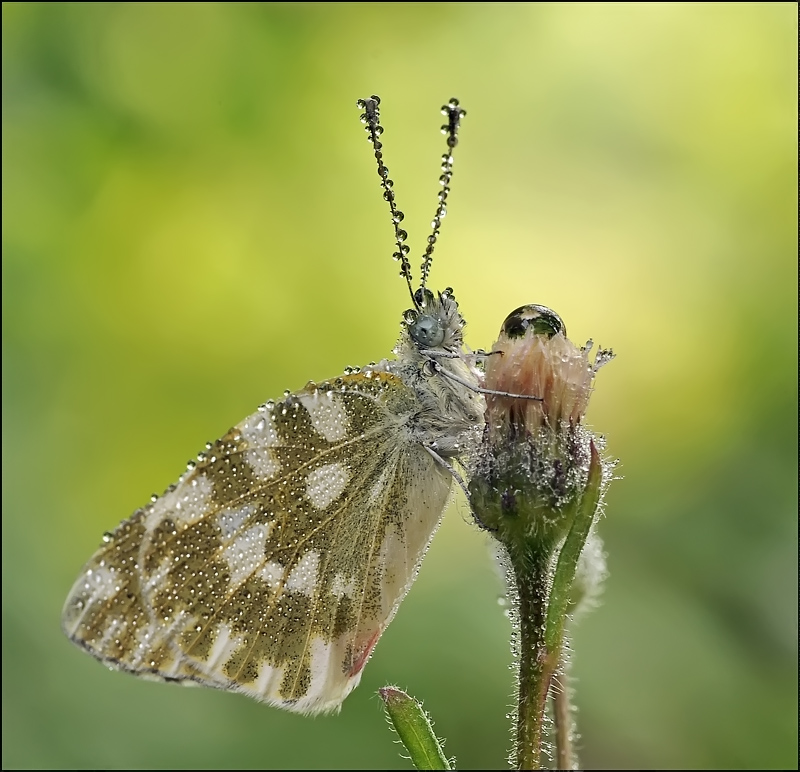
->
[420, 98, 466, 291]
[357, 95, 417, 308]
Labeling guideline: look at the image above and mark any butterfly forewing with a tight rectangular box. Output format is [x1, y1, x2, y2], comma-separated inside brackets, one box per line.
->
[62, 371, 453, 714]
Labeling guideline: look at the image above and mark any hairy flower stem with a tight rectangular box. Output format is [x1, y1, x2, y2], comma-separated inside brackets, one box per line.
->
[513, 549, 557, 770]
[509, 442, 603, 770]
[552, 670, 575, 770]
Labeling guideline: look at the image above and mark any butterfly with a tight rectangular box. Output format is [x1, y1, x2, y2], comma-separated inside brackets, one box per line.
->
[62, 95, 505, 715]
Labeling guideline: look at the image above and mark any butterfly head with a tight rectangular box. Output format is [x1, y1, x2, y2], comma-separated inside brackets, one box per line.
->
[402, 287, 465, 352]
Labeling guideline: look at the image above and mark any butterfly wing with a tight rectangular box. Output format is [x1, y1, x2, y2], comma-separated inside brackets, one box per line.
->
[61, 371, 453, 714]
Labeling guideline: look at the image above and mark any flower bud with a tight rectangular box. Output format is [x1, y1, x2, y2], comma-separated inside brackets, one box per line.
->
[469, 305, 614, 550]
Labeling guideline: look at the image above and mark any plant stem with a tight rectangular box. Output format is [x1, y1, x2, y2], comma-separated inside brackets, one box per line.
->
[514, 444, 602, 770]
[552, 669, 575, 770]
[514, 550, 558, 770]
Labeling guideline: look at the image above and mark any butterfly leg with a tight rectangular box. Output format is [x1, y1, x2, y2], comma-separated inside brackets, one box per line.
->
[422, 444, 496, 532]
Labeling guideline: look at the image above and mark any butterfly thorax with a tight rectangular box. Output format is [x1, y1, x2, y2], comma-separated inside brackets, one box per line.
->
[375, 288, 485, 460]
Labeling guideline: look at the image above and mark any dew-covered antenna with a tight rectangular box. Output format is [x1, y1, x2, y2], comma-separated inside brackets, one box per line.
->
[357, 95, 415, 307]
[357, 95, 466, 309]
[420, 98, 466, 291]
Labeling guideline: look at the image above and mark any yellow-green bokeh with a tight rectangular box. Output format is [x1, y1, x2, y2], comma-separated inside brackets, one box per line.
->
[2, 3, 796, 769]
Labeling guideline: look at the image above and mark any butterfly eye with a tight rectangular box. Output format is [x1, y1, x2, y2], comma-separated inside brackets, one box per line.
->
[502, 304, 566, 340]
[410, 314, 446, 347]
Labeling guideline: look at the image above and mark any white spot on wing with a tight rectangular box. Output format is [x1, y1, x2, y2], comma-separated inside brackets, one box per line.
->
[98, 616, 127, 650]
[240, 411, 278, 447]
[245, 447, 281, 479]
[306, 463, 349, 510]
[64, 565, 120, 636]
[259, 560, 285, 589]
[330, 573, 355, 599]
[367, 465, 391, 505]
[145, 473, 214, 531]
[217, 505, 253, 541]
[255, 660, 283, 697]
[240, 412, 281, 479]
[141, 557, 172, 595]
[130, 619, 160, 668]
[299, 392, 349, 443]
[221, 522, 272, 586]
[286, 551, 320, 596]
[83, 565, 118, 602]
[206, 623, 244, 671]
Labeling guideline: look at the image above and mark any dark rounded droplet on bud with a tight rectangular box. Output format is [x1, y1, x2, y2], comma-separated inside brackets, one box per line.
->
[502, 304, 566, 339]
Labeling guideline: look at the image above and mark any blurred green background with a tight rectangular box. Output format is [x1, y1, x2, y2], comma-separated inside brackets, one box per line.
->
[2, 3, 797, 769]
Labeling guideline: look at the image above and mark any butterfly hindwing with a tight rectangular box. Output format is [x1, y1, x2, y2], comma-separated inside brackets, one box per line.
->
[62, 371, 453, 714]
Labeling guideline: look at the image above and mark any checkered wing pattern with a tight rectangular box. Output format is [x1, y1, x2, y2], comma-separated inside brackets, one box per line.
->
[62, 371, 453, 714]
